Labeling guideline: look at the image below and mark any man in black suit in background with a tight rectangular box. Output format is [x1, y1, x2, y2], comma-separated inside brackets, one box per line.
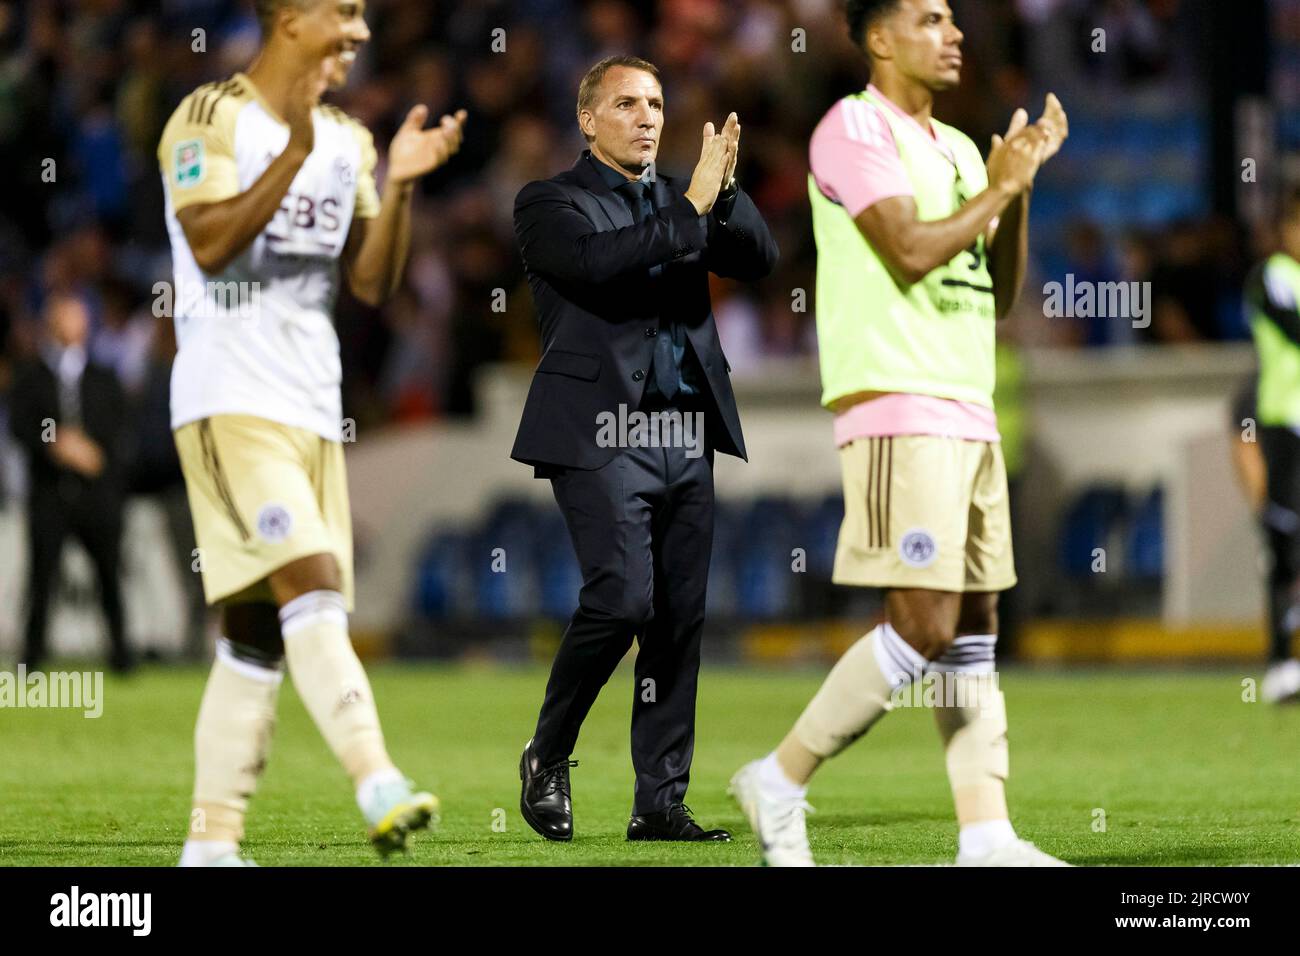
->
[9, 292, 133, 672]
[511, 55, 778, 842]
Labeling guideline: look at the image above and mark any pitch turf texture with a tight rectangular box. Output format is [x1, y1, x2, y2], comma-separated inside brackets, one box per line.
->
[2, 664, 1297, 866]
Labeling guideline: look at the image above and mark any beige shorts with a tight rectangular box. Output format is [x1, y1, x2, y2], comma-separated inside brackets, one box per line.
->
[832, 435, 1016, 593]
[173, 414, 354, 609]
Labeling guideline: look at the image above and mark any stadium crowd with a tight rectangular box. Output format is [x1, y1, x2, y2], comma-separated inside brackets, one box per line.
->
[0, 0, 1252, 458]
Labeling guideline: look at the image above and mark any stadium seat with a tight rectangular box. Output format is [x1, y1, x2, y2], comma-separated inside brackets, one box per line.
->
[1059, 484, 1130, 578]
[804, 493, 844, 579]
[735, 497, 802, 619]
[1126, 487, 1165, 580]
[412, 530, 475, 619]
[473, 522, 539, 619]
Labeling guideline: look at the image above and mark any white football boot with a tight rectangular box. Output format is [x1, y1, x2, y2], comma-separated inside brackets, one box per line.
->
[361, 776, 440, 858]
[728, 760, 816, 867]
[957, 838, 1071, 867]
[178, 844, 258, 867]
[1262, 659, 1300, 704]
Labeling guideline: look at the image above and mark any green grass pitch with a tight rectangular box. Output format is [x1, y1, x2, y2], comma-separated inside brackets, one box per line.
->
[1, 664, 1297, 866]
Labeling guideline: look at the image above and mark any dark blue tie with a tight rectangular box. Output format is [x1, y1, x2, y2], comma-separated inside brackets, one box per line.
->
[622, 179, 679, 402]
[622, 178, 653, 223]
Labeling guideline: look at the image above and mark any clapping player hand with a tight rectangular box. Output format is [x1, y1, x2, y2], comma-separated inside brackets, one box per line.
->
[1033, 92, 1069, 165]
[685, 112, 739, 215]
[990, 106, 1029, 161]
[987, 109, 1050, 197]
[388, 106, 469, 184]
[987, 93, 1068, 188]
[285, 55, 336, 157]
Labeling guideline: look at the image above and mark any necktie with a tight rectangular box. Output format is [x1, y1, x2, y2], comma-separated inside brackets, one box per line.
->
[57, 350, 83, 426]
[622, 179, 653, 223]
[622, 180, 679, 402]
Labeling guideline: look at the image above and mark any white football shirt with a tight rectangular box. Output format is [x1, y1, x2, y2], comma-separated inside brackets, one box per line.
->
[157, 73, 381, 441]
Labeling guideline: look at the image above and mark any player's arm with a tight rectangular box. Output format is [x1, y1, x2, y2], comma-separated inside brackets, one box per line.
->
[846, 109, 1044, 288]
[1231, 437, 1268, 512]
[174, 66, 326, 274]
[177, 145, 309, 274]
[342, 107, 466, 307]
[855, 187, 1018, 288]
[987, 188, 1031, 320]
[1229, 380, 1267, 512]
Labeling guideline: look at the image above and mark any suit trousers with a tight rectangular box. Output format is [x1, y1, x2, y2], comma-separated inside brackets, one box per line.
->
[24, 483, 128, 664]
[532, 437, 715, 814]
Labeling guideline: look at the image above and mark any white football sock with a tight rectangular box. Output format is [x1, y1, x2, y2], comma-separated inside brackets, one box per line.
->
[873, 621, 928, 689]
[791, 623, 921, 760]
[186, 638, 283, 859]
[959, 818, 1017, 858]
[758, 752, 807, 799]
[279, 590, 394, 785]
[356, 766, 405, 812]
[929, 633, 998, 674]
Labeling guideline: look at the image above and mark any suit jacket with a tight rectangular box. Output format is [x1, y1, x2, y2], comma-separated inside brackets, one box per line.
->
[8, 357, 127, 505]
[510, 151, 778, 470]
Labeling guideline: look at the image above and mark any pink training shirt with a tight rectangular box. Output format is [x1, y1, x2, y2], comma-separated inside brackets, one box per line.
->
[810, 85, 1000, 447]
[832, 393, 1000, 446]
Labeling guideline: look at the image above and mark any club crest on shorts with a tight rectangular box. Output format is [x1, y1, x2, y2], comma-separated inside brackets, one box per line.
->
[899, 528, 937, 568]
[256, 503, 293, 543]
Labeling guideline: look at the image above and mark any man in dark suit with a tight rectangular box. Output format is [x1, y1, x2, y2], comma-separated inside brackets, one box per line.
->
[9, 292, 133, 671]
[511, 55, 778, 842]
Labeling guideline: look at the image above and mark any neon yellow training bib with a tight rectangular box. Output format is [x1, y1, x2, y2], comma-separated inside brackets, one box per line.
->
[1248, 252, 1300, 428]
[810, 89, 997, 410]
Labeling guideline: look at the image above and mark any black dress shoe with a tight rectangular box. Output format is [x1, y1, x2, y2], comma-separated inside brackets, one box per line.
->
[519, 739, 577, 842]
[627, 803, 731, 842]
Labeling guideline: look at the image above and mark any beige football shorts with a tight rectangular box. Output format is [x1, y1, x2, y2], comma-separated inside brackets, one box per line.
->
[832, 435, 1016, 593]
[173, 414, 354, 609]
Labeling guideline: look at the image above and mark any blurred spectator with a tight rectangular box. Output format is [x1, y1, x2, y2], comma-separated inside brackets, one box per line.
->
[125, 311, 208, 659]
[1148, 219, 1224, 342]
[90, 278, 153, 395]
[8, 292, 132, 671]
[0, 0, 1277, 447]
[1059, 219, 1124, 347]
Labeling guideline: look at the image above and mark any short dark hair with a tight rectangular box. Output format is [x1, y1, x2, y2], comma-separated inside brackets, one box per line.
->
[845, 0, 903, 51]
[254, 0, 310, 35]
[576, 55, 661, 143]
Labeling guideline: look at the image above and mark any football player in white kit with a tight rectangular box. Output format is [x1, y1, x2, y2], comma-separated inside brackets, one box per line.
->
[157, 0, 465, 865]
